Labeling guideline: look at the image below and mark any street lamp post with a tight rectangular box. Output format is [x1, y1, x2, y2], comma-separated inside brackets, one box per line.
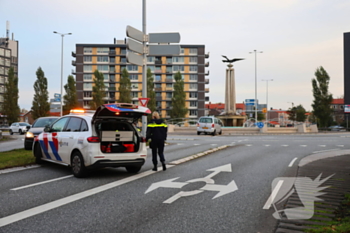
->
[249, 50, 263, 124]
[53, 31, 72, 117]
[262, 79, 273, 125]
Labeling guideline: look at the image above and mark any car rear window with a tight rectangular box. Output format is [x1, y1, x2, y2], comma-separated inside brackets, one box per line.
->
[19, 123, 30, 126]
[33, 118, 57, 127]
[199, 118, 213, 123]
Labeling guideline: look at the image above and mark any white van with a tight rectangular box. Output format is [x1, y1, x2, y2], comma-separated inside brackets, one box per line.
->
[197, 116, 222, 136]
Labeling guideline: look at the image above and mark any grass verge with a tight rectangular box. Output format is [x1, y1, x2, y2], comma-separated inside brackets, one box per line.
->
[305, 193, 350, 233]
[0, 149, 35, 170]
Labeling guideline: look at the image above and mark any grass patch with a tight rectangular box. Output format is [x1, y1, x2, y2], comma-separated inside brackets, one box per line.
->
[0, 149, 35, 169]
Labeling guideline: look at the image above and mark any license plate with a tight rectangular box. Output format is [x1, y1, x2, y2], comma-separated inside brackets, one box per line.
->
[202, 127, 208, 129]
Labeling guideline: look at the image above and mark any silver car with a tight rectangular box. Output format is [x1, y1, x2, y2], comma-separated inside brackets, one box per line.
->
[197, 116, 222, 135]
[9, 122, 31, 135]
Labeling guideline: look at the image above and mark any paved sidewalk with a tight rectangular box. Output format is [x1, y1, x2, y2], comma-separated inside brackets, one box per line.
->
[275, 153, 350, 232]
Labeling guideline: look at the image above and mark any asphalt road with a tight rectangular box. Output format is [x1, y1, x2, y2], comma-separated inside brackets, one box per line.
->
[0, 132, 349, 232]
[0, 132, 25, 152]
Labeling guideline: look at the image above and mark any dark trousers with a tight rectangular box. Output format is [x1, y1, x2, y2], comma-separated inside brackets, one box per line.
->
[151, 140, 165, 165]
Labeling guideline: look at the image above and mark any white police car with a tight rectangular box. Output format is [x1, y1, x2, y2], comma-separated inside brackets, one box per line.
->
[33, 103, 151, 178]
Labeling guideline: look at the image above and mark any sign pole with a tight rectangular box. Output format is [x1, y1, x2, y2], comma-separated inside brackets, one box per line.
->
[141, 0, 148, 137]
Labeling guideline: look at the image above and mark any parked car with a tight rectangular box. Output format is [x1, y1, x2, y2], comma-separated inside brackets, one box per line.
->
[33, 103, 151, 177]
[197, 116, 222, 136]
[24, 116, 59, 150]
[9, 122, 31, 135]
[328, 125, 345, 131]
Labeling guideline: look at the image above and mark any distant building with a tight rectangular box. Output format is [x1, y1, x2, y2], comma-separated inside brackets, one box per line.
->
[0, 22, 19, 123]
[71, 40, 210, 119]
[205, 102, 246, 116]
[331, 98, 344, 124]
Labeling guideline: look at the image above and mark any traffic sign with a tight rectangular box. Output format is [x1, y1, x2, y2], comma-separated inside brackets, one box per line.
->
[245, 99, 255, 103]
[126, 38, 144, 54]
[126, 51, 143, 66]
[139, 98, 150, 107]
[262, 108, 267, 113]
[245, 103, 255, 106]
[126, 25, 144, 42]
[148, 44, 180, 55]
[149, 32, 181, 43]
[256, 122, 264, 128]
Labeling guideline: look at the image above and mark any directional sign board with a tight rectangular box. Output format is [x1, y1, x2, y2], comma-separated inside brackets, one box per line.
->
[126, 51, 143, 66]
[149, 32, 180, 43]
[245, 99, 255, 106]
[127, 38, 144, 54]
[148, 45, 180, 56]
[126, 25, 144, 42]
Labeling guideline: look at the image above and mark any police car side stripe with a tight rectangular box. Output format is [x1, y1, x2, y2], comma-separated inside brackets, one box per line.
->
[39, 140, 51, 159]
[49, 141, 62, 161]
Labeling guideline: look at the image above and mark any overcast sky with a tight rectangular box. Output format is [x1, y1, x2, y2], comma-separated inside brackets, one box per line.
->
[1, 0, 349, 111]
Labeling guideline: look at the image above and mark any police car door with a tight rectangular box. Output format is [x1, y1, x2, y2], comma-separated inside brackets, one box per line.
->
[41, 117, 70, 163]
[58, 117, 86, 164]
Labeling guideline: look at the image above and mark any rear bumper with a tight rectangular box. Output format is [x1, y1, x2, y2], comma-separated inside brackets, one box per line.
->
[89, 158, 145, 168]
[197, 127, 214, 133]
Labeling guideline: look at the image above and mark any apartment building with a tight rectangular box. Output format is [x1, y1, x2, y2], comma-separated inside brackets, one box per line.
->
[0, 23, 19, 124]
[72, 41, 209, 119]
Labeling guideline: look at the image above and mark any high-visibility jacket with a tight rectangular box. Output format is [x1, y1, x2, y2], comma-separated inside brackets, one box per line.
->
[146, 119, 167, 142]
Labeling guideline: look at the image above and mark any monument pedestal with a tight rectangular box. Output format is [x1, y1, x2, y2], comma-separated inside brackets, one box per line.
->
[217, 115, 246, 127]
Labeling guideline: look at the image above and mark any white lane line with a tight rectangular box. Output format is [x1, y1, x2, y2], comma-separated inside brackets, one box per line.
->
[193, 144, 201, 146]
[211, 144, 217, 146]
[177, 143, 183, 145]
[0, 165, 41, 175]
[288, 158, 298, 167]
[11, 175, 73, 191]
[264, 145, 270, 147]
[300, 145, 307, 147]
[0, 168, 169, 227]
[263, 180, 284, 209]
[312, 149, 339, 154]
[281, 145, 289, 147]
[318, 145, 326, 147]
[337, 145, 344, 147]
[246, 144, 252, 147]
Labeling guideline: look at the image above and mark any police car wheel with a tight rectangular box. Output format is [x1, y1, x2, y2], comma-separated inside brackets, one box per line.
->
[34, 143, 43, 164]
[10, 130, 13, 135]
[19, 129, 22, 135]
[197, 132, 200, 135]
[71, 152, 87, 178]
[212, 130, 216, 136]
[125, 166, 141, 173]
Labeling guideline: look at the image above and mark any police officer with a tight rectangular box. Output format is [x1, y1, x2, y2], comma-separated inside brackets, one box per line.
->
[146, 111, 167, 171]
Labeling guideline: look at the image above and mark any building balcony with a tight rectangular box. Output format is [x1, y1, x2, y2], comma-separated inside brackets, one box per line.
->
[154, 87, 162, 91]
[205, 62, 209, 67]
[205, 96, 210, 101]
[72, 69, 76, 75]
[155, 60, 162, 65]
[205, 53, 209, 58]
[72, 60, 76, 66]
[109, 51, 116, 56]
[205, 70, 210, 76]
[154, 69, 162, 73]
[72, 51, 76, 57]
[205, 88, 209, 93]
[205, 79, 209, 84]
[165, 78, 173, 83]
[108, 87, 116, 91]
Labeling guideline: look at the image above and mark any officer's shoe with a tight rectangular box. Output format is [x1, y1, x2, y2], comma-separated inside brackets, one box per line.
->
[162, 163, 166, 171]
[152, 165, 157, 171]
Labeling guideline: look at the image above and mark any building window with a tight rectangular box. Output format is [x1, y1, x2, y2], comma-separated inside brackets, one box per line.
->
[5, 50, 11, 57]
[166, 57, 172, 64]
[190, 101, 198, 107]
[180, 48, 184, 54]
[173, 65, 184, 72]
[190, 74, 197, 81]
[120, 49, 126, 55]
[0, 48, 3, 56]
[147, 57, 155, 63]
[83, 101, 90, 108]
[97, 56, 109, 62]
[189, 57, 197, 63]
[83, 83, 92, 90]
[130, 74, 138, 80]
[155, 83, 161, 88]
[83, 56, 92, 63]
[189, 48, 198, 55]
[83, 74, 92, 81]
[5, 59, 10, 66]
[148, 65, 155, 72]
[0, 76, 4, 83]
[156, 101, 161, 108]
[155, 75, 161, 81]
[166, 101, 172, 108]
[0, 57, 4, 65]
[166, 92, 172, 99]
[97, 47, 109, 54]
[166, 83, 173, 89]
[189, 110, 197, 116]
[189, 92, 198, 98]
[97, 65, 109, 72]
[155, 92, 161, 97]
[84, 47, 92, 54]
[127, 65, 138, 72]
[131, 92, 139, 98]
[189, 83, 198, 90]
[172, 57, 184, 63]
[189, 66, 198, 72]
[83, 92, 92, 98]
[0, 67, 4, 75]
[120, 57, 127, 63]
[84, 65, 92, 72]
[131, 83, 139, 89]
[103, 74, 109, 81]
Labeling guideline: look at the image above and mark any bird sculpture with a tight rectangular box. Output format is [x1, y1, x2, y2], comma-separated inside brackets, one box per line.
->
[222, 55, 244, 63]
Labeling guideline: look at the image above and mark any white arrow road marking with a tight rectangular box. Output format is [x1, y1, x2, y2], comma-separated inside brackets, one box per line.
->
[263, 180, 284, 209]
[205, 164, 232, 179]
[288, 158, 298, 167]
[163, 190, 203, 204]
[145, 177, 187, 194]
[201, 180, 238, 199]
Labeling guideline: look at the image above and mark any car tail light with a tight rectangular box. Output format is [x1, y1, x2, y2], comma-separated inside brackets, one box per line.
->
[212, 123, 214, 128]
[87, 136, 100, 143]
[106, 143, 111, 153]
[141, 137, 147, 143]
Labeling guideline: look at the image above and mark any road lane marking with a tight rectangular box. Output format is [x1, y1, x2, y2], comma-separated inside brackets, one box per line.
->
[281, 145, 289, 147]
[0, 168, 169, 227]
[193, 144, 201, 146]
[312, 149, 339, 154]
[337, 145, 344, 147]
[264, 145, 270, 147]
[263, 180, 284, 209]
[0, 165, 40, 175]
[288, 158, 298, 167]
[211, 144, 217, 146]
[11, 175, 73, 191]
[318, 145, 326, 147]
[300, 145, 307, 147]
[246, 144, 252, 147]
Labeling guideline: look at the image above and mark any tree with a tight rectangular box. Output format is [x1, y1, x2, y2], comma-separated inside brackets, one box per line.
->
[31, 67, 50, 120]
[288, 104, 307, 123]
[311, 67, 333, 128]
[147, 68, 156, 120]
[2, 67, 20, 124]
[90, 70, 106, 110]
[118, 69, 132, 103]
[63, 75, 79, 115]
[170, 72, 187, 121]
